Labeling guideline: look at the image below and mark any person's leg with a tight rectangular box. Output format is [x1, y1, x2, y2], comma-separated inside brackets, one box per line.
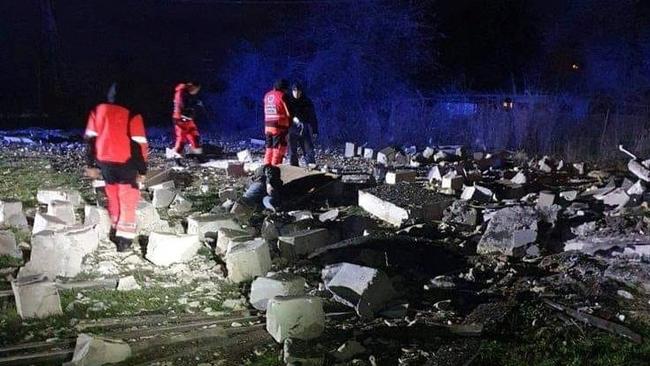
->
[272, 132, 288, 165]
[288, 133, 300, 166]
[173, 124, 186, 153]
[264, 133, 274, 165]
[303, 126, 315, 164]
[242, 181, 267, 208]
[115, 183, 140, 251]
[186, 121, 202, 153]
[104, 183, 120, 231]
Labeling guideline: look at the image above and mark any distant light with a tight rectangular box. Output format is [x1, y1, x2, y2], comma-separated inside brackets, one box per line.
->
[571, 63, 580, 70]
[502, 98, 514, 110]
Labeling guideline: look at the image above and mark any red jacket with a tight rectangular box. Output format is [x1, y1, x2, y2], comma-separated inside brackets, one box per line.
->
[85, 103, 148, 167]
[264, 89, 290, 134]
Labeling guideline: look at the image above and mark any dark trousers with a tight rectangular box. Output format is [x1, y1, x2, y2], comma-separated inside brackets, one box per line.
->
[288, 124, 315, 166]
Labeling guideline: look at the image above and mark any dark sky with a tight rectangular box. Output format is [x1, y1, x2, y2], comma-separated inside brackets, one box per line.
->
[2, 0, 650, 125]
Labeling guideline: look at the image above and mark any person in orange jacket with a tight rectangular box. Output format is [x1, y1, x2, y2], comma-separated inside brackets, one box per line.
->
[170, 81, 203, 158]
[84, 81, 148, 252]
[263, 79, 291, 166]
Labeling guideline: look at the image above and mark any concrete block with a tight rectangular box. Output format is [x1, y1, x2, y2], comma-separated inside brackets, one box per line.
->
[356, 146, 364, 156]
[602, 188, 630, 208]
[84, 205, 111, 241]
[147, 180, 175, 192]
[187, 214, 242, 241]
[510, 171, 527, 184]
[477, 206, 538, 257]
[23, 225, 99, 278]
[226, 238, 272, 283]
[433, 150, 448, 162]
[441, 171, 464, 192]
[250, 273, 306, 311]
[573, 162, 586, 175]
[376, 147, 397, 165]
[427, 166, 443, 183]
[278, 228, 330, 260]
[460, 184, 494, 203]
[217, 228, 253, 254]
[0, 230, 21, 259]
[385, 170, 416, 185]
[363, 148, 374, 159]
[226, 162, 247, 178]
[64, 333, 131, 366]
[117, 275, 141, 291]
[266, 295, 325, 343]
[11, 274, 62, 319]
[323, 262, 396, 318]
[143, 169, 174, 189]
[0, 199, 28, 228]
[344, 142, 356, 158]
[559, 190, 579, 202]
[358, 186, 453, 227]
[47, 200, 76, 225]
[219, 188, 238, 201]
[237, 149, 253, 162]
[537, 191, 556, 208]
[442, 200, 479, 228]
[422, 147, 435, 159]
[136, 200, 162, 235]
[37, 188, 83, 207]
[169, 194, 192, 214]
[152, 188, 176, 208]
[627, 181, 646, 196]
[32, 212, 67, 235]
[145, 232, 200, 267]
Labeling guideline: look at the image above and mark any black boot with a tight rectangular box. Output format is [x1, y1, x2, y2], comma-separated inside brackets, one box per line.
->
[115, 237, 133, 252]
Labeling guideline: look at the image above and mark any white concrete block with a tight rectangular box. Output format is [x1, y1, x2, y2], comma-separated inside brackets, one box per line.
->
[376, 147, 396, 165]
[0, 230, 21, 259]
[84, 205, 111, 241]
[64, 333, 131, 366]
[148, 180, 175, 192]
[477, 206, 538, 257]
[266, 295, 325, 343]
[187, 214, 242, 241]
[460, 184, 494, 203]
[510, 171, 527, 184]
[37, 188, 83, 207]
[363, 148, 374, 159]
[11, 274, 62, 319]
[226, 238, 272, 283]
[169, 194, 192, 214]
[344, 142, 356, 158]
[152, 188, 176, 209]
[250, 273, 306, 311]
[0, 199, 28, 228]
[136, 200, 162, 235]
[237, 149, 253, 162]
[385, 170, 416, 185]
[441, 171, 464, 191]
[47, 200, 76, 225]
[117, 275, 141, 291]
[278, 228, 330, 260]
[145, 232, 200, 267]
[427, 166, 443, 183]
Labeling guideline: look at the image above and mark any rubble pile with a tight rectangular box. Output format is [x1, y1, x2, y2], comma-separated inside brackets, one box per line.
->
[0, 134, 649, 365]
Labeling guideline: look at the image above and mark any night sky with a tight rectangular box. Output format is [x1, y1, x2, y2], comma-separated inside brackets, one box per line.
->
[2, 0, 650, 128]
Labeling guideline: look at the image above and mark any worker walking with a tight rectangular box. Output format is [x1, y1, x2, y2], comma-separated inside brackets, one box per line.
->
[84, 81, 148, 252]
[170, 81, 203, 158]
[287, 82, 318, 166]
[263, 79, 291, 166]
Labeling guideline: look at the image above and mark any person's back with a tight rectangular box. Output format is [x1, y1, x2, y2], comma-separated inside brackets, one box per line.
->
[263, 79, 291, 166]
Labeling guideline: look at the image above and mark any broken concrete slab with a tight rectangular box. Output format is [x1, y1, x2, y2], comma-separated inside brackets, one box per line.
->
[187, 214, 242, 241]
[427, 166, 444, 184]
[441, 171, 464, 192]
[626, 180, 646, 196]
[147, 180, 175, 192]
[332, 340, 366, 362]
[385, 170, 417, 185]
[23, 225, 99, 278]
[442, 200, 479, 228]
[117, 275, 141, 291]
[83, 205, 111, 241]
[142, 169, 174, 189]
[278, 228, 330, 260]
[136, 200, 162, 235]
[344, 142, 356, 158]
[601, 188, 630, 208]
[266, 295, 325, 343]
[168, 194, 192, 215]
[11, 274, 62, 319]
[63, 333, 131, 366]
[152, 188, 176, 209]
[510, 171, 527, 184]
[226, 238, 272, 283]
[376, 147, 397, 166]
[219, 188, 238, 202]
[0, 199, 29, 228]
[460, 184, 494, 203]
[628, 160, 650, 182]
[319, 209, 339, 222]
[537, 191, 556, 209]
[237, 149, 253, 162]
[47, 200, 76, 225]
[217, 228, 253, 254]
[477, 206, 539, 257]
[358, 184, 453, 227]
[559, 190, 579, 202]
[250, 273, 306, 311]
[0, 230, 21, 259]
[564, 234, 650, 255]
[363, 148, 374, 159]
[145, 232, 200, 267]
[37, 188, 83, 207]
[32, 212, 68, 235]
[322, 262, 397, 318]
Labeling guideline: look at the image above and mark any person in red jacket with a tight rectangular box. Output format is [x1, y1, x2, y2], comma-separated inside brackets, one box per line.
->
[84, 81, 148, 252]
[170, 81, 203, 158]
[263, 79, 291, 166]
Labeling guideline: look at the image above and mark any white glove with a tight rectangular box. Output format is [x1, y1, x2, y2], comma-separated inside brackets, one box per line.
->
[293, 117, 300, 123]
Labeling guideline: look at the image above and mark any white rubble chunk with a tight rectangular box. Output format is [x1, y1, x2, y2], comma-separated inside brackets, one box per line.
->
[187, 214, 242, 241]
[22, 225, 99, 278]
[47, 200, 76, 225]
[358, 189, 452, 227]
[385, 170, 416, 185]
[278, 228, 330, 260]
[559, 190, 579, 202]
[63, 333, 131, 366]
[169, 194, 192, 214]
[217, 228, 253, 254]
[266, 295, 325, 343]
[363, 148, 374, 159]
[250, 273, 306, 311]
[288, 210, 314, 221]
[319, 209, 339, 222]
[0, 199, 29, 228]
[117, 275, 141, 291]
[344, 142, 356, 158]
[226, 238, 272, 283]
[376, 147, 397, 165]
[37, 188, 83, 207]
[237, 149, 253, 162]
[427, 166, 443, 183]
[0, 230, 21, 259]
[147, 180, 175, 192]
[11, 274, 62, 319]
[152, 188, 176, 209]
[322, 262, 396, 318]
[601, 188, 630, 208]
[136, 200, 162, 235]
[145, 232, 200, 267]
[460, 184, 494, 203]
[510, 171, 527, 184]
[537, 191, 556, 208]
[626, 181, 646, 196]
[84, 205, 111, 241]
[422, 147, 435, 159]
[628, 160, 650, 182]
[32, 212, 67, 235]
[441, 171, 464, 192]
[477, 206, 538, 257]
[573, 162, 586, 175]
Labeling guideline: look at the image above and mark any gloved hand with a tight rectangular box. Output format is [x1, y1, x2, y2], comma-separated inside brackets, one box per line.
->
[293, 117, 300, 124]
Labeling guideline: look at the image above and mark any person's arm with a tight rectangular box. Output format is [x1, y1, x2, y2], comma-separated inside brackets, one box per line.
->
[172, 87, 184, 122]
[129, 114, 149, 176]
[84, 109, 98, 168]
